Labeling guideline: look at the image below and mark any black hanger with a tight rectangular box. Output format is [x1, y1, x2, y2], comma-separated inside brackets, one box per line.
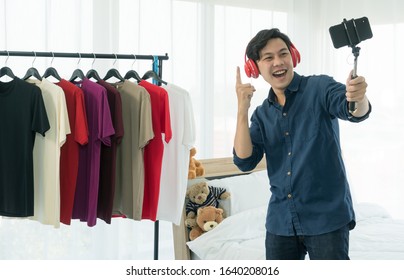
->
[43, 67, 62, 81]
[124, 55, 141, 82]
[23, 67, 42, 81]
[23, 52, 42, 81]
[142, 70, 167, 85]
[86, 69, 101, 82]
[0, 52, 15, 79]
[86, 54, 101, 82]
[103, 54, 124, 82]
[0, 66, 15, 79]
[42, 53, 62, 81]
[69, 53, 85, 82]
[124, 69, 142, 82]
[69, 68, 85, 82]
[103, 68, 124, 82]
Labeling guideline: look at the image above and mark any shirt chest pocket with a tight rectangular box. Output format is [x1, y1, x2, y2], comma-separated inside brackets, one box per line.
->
[291, 108, 319, 142]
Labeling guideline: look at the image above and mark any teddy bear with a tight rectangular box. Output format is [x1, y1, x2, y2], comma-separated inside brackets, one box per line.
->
[185, 181, 230, 228]
[189, 206, 224, 241]
[188, 147, 205, 179]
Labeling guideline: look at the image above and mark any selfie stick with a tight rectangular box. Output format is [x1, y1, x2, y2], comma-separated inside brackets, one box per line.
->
[343, 18, 361, 113]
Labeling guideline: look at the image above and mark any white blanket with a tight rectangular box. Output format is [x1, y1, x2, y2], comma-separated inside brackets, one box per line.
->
[187, 205, 267, 260]
[187, 203, 404, 260]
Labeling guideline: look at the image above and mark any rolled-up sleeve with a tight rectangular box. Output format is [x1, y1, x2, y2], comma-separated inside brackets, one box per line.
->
[233, 112, 264, 172]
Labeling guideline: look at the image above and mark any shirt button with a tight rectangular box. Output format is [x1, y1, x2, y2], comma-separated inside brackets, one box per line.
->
[283, 112, 287, 117]
[287, 171, 291, 176]
[287, 194, 292, 199]
[285, 132, 289, 136]
[288, 152, 292, 156]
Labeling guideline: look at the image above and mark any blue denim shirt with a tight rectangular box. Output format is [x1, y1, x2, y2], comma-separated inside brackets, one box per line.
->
[233, 72, 371, 236]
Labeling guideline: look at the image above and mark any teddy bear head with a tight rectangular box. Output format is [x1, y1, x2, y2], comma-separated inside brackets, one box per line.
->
[188, 147, 205, 179]
[190, 147, 197, 157]
[186, 181, 209, 205]
[196, 206, 224, 232]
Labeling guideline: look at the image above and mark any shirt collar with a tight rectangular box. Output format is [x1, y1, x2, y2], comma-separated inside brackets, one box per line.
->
[267, 72, 302, 103]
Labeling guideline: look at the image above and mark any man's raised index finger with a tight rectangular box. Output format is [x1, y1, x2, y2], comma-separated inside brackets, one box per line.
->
[236, 66, 242, 85]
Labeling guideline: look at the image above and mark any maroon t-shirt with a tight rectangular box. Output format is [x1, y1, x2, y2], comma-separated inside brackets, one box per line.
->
[96, 79, 124, 224]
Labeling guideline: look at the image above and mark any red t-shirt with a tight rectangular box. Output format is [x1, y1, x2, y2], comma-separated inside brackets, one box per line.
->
[56, 79, 88, 225]
[138, 80, 172, 221]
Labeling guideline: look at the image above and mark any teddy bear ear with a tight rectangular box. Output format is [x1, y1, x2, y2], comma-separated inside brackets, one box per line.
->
[216, 208, 224, 214]
[197, 207, 204, 215]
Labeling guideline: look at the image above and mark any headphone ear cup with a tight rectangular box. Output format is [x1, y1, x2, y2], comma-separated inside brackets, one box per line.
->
[244, 58, 259, 79]
[289, 43, 301, 67]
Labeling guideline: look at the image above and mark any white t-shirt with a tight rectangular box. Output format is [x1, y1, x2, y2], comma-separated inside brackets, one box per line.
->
[28, 78, 70, 228]
[157, 83, 196, 225]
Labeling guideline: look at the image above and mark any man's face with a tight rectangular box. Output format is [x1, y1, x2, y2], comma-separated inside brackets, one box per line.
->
[256, 38, 294, 94]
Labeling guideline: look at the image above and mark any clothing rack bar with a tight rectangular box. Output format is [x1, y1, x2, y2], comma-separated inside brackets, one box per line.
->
[0, 50, 169, 61]
[1, 50, 167, 261]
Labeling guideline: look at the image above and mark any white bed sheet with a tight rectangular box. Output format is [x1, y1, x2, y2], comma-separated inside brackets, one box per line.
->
[186, 203, 404, 260]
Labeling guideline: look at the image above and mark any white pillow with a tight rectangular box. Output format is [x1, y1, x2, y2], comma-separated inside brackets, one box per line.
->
[208, 170, 270, 216]
[354, 202, 392, 221]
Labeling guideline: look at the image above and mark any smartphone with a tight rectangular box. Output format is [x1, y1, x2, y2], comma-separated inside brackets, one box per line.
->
[329, 17, 373, 49]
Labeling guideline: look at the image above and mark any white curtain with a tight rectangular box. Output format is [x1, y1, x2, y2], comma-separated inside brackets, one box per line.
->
[1, 0, 403, 259]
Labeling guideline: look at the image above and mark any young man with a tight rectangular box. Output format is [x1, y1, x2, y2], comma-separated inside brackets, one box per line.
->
[233, 28, 371, 260]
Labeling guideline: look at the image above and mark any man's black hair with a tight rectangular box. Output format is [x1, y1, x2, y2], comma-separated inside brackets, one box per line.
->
[246, 28, 293, 62]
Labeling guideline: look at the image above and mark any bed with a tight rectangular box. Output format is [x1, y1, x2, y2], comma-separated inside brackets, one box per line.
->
[173, 157, 404, 260]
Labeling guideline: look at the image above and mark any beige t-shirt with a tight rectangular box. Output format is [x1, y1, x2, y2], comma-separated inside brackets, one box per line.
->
[27, 78, 70, 227]
[113, 80, 154, 220]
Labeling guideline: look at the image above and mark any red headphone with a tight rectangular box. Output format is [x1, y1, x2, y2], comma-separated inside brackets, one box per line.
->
[244, 43, 301, 78]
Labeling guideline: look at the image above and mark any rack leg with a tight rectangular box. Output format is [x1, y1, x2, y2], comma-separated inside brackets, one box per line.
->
[154, 220, 159, 260]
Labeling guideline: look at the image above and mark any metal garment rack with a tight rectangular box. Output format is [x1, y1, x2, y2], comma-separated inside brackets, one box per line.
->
[0, 50, 169, 260]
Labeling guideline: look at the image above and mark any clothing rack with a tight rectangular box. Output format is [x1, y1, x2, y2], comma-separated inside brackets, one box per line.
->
[0, 50, 169, 260]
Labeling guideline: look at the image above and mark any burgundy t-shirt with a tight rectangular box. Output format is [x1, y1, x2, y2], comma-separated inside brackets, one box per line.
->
[72, 78, 115, 227]
[96, 79, 124, 224]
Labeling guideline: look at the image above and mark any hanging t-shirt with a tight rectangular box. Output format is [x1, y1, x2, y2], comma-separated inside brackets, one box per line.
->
[157, 83, 196, 225]
[72, 78, 115, 227]
[138, 80, 172, 221]
[113, 80, 154, 220]
[96, 80, 124, 224]
[26, 78, 70, 228]
[56, 79, 89, 225]
[0, 77, 50, 217]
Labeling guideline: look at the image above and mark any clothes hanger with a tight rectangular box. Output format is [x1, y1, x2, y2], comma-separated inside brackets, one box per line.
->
[124, 69, 141, 82]
[103, 54, 124, 82]
[0, 66, 15, 79]
[0, 52, 15, 79]
[69, 53, 85, 82]
[142, 69, 167, 85]
[124, 55, 142, 82]
[23, 52, 42, 81]
[42, 52, 62, 81]
[86, 53, 101, 82]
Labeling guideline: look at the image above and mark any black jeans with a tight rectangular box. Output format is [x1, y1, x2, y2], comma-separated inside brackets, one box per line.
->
[265, 225, 350, 260]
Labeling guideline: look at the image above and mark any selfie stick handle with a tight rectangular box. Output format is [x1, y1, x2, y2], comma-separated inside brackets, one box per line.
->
[349, 46, 360, 113]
